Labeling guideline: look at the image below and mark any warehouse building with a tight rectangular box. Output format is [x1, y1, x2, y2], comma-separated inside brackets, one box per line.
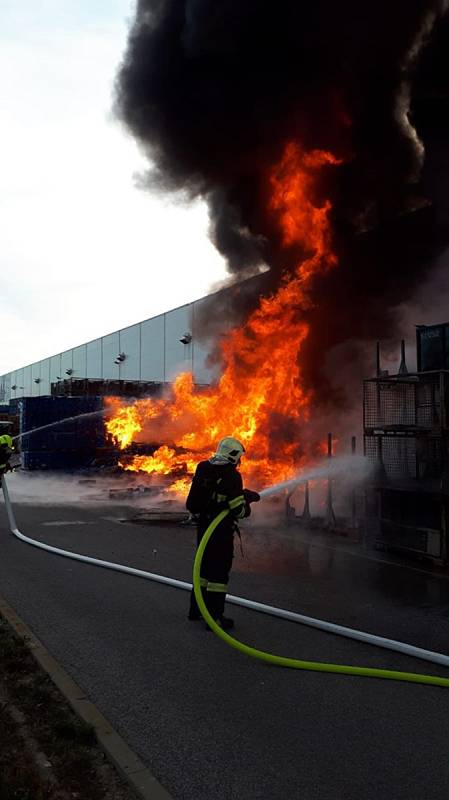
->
[0, 278, 258, 471]
[0, 290, 232, 404]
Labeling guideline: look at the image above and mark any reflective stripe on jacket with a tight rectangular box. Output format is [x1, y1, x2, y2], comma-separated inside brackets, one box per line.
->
[0, 433, 14, 468]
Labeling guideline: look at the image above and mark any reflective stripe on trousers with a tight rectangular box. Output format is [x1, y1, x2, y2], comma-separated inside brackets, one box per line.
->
[206, 582, 228, 593]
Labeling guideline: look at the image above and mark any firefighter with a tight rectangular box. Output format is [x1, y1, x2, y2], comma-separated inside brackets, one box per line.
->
[186, 436, 260, 629]
[0, 423, 14, 475]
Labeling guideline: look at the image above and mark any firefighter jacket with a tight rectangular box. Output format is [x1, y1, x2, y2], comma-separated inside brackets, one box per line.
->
[0, 434, 13, 470]
[186, 459, 250, 531]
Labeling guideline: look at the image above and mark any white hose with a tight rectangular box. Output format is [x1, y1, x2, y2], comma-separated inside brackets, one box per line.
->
[2, 474, 449, 668]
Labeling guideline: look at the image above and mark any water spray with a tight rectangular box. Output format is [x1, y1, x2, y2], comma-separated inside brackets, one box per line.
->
[258, 455, 371, 498]
[13, 409, 108, 444]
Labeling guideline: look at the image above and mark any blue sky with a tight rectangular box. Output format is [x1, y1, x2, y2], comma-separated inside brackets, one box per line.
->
[0, 1, 227, 374]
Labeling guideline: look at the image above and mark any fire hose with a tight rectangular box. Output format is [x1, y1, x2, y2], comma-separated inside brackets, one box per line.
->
[2, 475, 449, 687]
[193, 509, 449, 688]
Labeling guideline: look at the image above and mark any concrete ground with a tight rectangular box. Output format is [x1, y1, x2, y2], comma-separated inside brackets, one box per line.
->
[1, 490, 449, 800]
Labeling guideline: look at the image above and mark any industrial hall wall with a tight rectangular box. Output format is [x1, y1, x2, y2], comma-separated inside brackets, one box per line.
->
[0, 292, 231, 403]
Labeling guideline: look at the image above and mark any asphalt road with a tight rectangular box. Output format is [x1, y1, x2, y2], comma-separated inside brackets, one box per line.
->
[1, 493, 449, 799]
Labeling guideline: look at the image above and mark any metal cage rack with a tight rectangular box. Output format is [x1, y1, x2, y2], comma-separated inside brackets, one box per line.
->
[364, 372, 449, 434]
[363, 363, 449, 564]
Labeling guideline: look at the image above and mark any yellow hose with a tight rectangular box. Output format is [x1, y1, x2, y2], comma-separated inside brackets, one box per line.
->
[193, 510, 449, 688]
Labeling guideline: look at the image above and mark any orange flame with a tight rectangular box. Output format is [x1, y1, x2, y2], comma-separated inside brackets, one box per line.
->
[106, 143, 340, 493]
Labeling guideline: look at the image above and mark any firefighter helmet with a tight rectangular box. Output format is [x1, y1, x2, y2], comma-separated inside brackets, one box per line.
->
[215, 436, 245, 465]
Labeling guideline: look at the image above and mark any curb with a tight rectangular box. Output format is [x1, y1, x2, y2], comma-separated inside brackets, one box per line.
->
[0, 593, 174, 800]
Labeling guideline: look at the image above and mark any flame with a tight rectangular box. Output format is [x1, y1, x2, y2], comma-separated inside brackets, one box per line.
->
[106, 142, 340, 493]
[118, 445, 197, 496]
[107, 401, 142, 448]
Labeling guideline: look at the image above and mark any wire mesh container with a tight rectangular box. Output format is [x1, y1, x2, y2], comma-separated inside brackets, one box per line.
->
[363, 373, 448, 431]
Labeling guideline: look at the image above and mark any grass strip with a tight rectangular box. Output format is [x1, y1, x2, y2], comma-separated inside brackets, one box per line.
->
[0, 616, 135, 799]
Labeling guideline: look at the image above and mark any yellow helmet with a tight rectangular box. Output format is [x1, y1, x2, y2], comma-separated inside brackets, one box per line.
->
[215, 436, 245, 465]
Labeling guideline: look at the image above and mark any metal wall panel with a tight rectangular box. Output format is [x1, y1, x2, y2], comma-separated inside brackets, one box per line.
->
[119, 325, 141, 380]
[12, 369, 24, 399]
[102, 332, 120, 380]
[5, 373, 11, 402]
[6, 373, 16, 402]
[17, 369, 25, 397]
[191, 298, 221, 385]
[0, 373, 10, 403]
[73, 345, 87, 379]
[39, 359, 51, 396]
[23, 366, 32, 396]
[60, 350, 74, 380]
[140, 315, 165, 382]
[192, 341, 212, 384]
[165, 305, 193, 381]
[86, 339, 101, 378]
[31, 362, 41, 396]
[50, 354, 62, 388]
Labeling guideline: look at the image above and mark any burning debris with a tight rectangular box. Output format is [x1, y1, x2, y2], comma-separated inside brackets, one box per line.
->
[111, 1, 449, 490]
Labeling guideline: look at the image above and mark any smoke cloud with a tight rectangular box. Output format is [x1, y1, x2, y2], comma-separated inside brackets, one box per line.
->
[115, 1, 449, 408]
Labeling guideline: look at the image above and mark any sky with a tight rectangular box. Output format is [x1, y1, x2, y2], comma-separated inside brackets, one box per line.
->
[0, 1, 228, 375]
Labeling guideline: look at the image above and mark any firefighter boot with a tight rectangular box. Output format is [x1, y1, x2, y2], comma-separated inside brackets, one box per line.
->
[204, 586, 234, 630]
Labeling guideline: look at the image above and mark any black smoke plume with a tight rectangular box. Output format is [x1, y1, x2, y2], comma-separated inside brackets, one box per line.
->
[115, 0, 449, 410]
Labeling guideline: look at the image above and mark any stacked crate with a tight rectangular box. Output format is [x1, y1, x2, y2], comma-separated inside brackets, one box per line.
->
[19, 396, 105, 471]
[51, 378, 163, 398]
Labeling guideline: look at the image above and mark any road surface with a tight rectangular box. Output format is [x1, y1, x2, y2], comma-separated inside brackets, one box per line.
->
[1, 492, 449, 799]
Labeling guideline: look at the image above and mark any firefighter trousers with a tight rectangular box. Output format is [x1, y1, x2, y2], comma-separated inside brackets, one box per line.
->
[188, 521, 234, 620]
